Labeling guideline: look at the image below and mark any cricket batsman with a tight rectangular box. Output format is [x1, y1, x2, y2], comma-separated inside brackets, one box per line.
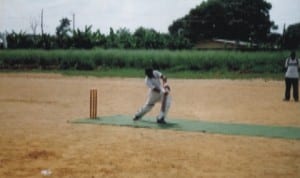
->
[133, 68, 171, 124]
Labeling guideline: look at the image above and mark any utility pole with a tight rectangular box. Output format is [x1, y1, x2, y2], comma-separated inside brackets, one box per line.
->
[282, 23, 286, 49]
[41, 9, 45, 48]
[41, 9, 44, 36]
[72, 13, 75, 32]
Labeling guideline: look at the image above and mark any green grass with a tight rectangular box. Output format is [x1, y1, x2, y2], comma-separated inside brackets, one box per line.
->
[0, 49, 294, 79]
[0, 68, 284, 80]
[62, 69, 283, 80]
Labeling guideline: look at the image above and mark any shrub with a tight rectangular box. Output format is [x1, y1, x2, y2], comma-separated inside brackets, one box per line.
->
[0, 49, 292, 73]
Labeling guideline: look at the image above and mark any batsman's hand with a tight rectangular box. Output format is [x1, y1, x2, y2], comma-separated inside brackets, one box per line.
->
[162, 75, 167, 84]
[152, 87, 161, 93]
[163, 83, 171, 93]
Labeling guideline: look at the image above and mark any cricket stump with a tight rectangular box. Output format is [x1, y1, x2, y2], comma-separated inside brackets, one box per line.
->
[90, 89, 97, 119]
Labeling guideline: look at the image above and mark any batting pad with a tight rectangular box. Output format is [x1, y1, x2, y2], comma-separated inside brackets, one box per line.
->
[72, 115, 300, 140]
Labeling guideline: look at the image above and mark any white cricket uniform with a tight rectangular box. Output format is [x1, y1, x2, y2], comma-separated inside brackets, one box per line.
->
[135, 70, 171, 119]
[285, 58, 300, 78]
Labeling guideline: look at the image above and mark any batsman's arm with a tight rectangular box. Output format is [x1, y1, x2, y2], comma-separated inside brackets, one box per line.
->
[161, 75, 167, 84]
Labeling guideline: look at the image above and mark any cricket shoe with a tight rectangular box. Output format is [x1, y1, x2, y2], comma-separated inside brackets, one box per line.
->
[133, 116, 141, 121]
[157, 117, 166, 124]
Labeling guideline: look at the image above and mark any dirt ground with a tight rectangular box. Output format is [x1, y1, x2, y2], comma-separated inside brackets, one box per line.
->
[0, 73, 299, 178]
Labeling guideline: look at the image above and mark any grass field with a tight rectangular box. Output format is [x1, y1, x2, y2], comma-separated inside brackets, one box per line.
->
[0, 68, 284, 80]
[0, 49, 294, 76]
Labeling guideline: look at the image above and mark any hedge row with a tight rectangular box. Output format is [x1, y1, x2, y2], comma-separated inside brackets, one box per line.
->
[0, 49, 291, 73]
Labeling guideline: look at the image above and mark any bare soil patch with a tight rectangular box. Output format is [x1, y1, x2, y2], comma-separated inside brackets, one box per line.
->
[0, 73, 299, 178]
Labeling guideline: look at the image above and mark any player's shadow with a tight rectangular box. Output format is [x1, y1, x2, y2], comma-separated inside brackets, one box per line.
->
[138, 120, 180, 129]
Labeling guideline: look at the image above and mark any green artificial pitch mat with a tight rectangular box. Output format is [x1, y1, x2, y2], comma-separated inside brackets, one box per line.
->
[72, 115, 300, 140]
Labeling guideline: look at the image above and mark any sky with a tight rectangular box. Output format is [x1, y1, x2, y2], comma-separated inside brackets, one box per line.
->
[0, 0, 299, 35]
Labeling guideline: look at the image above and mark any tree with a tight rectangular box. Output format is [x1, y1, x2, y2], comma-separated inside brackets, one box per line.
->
[30, 17, 39, 35]
[116, 28, 135, 49]
[168, 0, 275, 43]
[105, 28, 118, 48]
[92, 29, 106, 47]
[133, 27, 166, 49]
[56, 18, 71, 36]
[133, 27, 147, 48]
[267, 32, 281, 49]
[73, 25, 93, 49]
[56, 18, 72, 48]
[222, 0, 274, 42]
[283, 22, 300, 49]
[29, 17, 40, 48]
[143, 28, 159, 49]
[6, 31, 35, 48]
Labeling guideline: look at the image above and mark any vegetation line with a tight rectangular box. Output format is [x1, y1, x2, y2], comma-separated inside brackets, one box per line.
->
[0, 69, 284, 80]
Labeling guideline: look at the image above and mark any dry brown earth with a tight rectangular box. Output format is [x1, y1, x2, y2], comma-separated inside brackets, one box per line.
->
[0, 73, 299, 178]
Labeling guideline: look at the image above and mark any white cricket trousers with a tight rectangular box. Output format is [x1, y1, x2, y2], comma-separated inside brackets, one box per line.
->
[135, 90, 171, 119]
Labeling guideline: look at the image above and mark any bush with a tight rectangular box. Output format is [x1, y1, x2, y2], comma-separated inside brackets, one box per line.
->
[0, 49, 292, 73]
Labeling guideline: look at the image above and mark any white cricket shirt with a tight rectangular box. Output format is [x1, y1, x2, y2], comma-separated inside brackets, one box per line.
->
[285, 58, 300, 78]
[145, 70, 162, 90]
